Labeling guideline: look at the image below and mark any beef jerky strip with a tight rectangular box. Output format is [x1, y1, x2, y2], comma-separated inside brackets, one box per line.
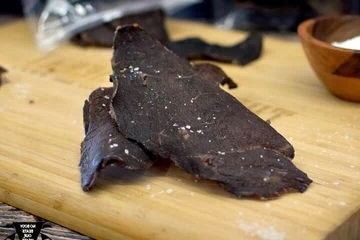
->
[80, 62, 235, 191]
[80, 87, 153, 191]
[192, 63, 237, 89]
[0, 65, 7, 86]
[167, 33, 263, 66]
[72, 9, 262, 66]
[72, 9, 168, 47]
[110, 26, 311, 198]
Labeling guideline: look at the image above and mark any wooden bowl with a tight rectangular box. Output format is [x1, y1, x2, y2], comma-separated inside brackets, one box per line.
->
[298, 15, 360, 102]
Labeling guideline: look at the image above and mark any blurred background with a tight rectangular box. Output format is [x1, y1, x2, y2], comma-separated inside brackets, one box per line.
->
[1, 0, 359, 32]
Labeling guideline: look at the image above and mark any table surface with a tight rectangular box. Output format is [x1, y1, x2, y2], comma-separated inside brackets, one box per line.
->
[0, 16, 90, 240]
[0, 19, 359, 240]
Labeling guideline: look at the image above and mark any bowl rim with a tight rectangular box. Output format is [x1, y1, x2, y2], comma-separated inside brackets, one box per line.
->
[298, 15, 360, 54]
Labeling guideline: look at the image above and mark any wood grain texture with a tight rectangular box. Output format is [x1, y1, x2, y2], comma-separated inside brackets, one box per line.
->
[0, 203, 90, 240]
[0, 20, 359, 240]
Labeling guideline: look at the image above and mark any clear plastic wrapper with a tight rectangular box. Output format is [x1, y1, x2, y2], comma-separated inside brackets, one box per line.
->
[22, 0, 199, 51]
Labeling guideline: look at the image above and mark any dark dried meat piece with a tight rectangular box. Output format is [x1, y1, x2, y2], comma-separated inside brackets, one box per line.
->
[167, 33, 263, 65]
[110, 26, 311, 198]
[72, 9, 168, 47]
[193, 63, 237, 89]
[80, 87, 153, 191]
[81, 62, 236, 191]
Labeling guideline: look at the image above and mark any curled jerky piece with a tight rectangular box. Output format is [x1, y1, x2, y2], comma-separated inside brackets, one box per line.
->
[110, 26, 311, 198]
[80, 87, 152, 191]
[167, 33, 263, 65]
[72, 9, 168, 47]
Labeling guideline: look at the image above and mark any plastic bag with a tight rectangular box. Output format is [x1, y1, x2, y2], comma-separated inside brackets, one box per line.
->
[22, 0, 200, 51]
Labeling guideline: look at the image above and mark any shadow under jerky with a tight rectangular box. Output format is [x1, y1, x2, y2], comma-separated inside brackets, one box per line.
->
[0, 65, 7, 86]
[109, 26, 311, 198]
[80, 87, 154, 191]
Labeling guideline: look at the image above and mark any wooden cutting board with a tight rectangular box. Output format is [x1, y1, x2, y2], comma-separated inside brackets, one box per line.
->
[0, 20, 359, 240]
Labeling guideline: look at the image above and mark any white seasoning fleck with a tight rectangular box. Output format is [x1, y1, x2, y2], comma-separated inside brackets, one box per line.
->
[196, 130, 203, 134]
[277, 158, 281, 162]
[173, 123, 179, 127]
[100, 88, 105, 91]
[155, 70, 160, 73]
[109, 134, 112, 137]
[260, 155, 264, 158]
[197, 117, 201, 120]
[241, 157, 245, 160]
[104, 95, 110, 99]
[124, 149, 129, 155]
[184, 103, 187, 106]
[218, 151, 226, 155]
[134, 67, 139, 71]
[110, 143, 119, 148]
[186, 125, 191, 129]
[208, 140, 212, 143]
[102, 103, 106, 107]
[165, 106, 168, 109]
[131, 120, 135, 124]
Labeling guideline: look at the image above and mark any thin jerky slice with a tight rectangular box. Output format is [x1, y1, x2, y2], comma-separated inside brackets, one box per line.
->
[167, 33, 263, 65]
[110, 26, 311, 198]
[0, 65, 7, 86]
[80, 87, 152, 191]
[80, 63, 235, 190]
[193, 63, 237, 89]
[72, 9, 168, 47]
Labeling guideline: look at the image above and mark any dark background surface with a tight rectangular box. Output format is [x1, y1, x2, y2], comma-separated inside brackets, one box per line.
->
[1, 0, 359, 31]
